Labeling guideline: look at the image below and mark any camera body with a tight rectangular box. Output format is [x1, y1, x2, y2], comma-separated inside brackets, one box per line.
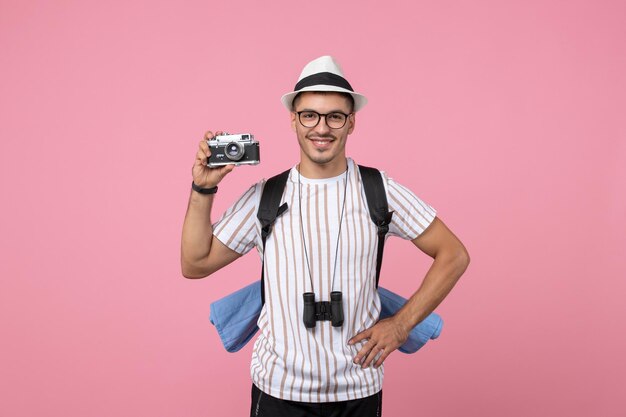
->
[207, 133, 260, 167]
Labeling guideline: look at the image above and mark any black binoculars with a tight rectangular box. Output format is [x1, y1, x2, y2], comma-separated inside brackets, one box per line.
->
[302, 291, 344, 328]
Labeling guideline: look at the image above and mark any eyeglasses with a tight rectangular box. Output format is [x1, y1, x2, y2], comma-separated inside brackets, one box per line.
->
[295, 111, 352, 129]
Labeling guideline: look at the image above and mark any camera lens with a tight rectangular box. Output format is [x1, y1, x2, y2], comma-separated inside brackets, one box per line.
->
[225, 142, 245, 161]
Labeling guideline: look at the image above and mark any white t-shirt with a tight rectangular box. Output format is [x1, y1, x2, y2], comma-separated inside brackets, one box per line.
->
[213, 158, 436, 402]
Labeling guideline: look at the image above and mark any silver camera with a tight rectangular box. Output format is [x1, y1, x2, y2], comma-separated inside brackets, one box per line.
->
[207, 133, 260, 167]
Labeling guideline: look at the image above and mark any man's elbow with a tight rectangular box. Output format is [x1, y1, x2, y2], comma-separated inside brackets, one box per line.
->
[454, 244, 470, 275]
[180, 260, 212, 279]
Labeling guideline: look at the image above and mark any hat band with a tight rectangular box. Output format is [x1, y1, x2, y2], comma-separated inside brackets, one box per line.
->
[294, 72, 354, 92]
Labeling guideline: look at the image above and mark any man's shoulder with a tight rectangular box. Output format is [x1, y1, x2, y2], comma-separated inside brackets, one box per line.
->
[245, 166, 294, 201]
[264, 167, 293, 181]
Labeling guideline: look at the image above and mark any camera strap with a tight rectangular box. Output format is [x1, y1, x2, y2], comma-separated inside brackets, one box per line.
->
[257, 164, 393, 305]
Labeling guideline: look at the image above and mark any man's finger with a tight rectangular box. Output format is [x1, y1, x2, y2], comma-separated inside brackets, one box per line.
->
[354, 339, 376, 365]
[196, 147, 207, 164]
[219, 164, 236, 176]
[348, 328, 372, 345]
[373, 349, 391, 369]
[361, 345, 382, 369]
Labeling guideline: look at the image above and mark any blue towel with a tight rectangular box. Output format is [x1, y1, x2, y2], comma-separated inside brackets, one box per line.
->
[210, 281, 443, 354]
[377, 287, 443, 353]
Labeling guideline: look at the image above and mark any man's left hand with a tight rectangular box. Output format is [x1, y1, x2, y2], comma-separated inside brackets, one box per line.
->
[348, 317, 410, 369]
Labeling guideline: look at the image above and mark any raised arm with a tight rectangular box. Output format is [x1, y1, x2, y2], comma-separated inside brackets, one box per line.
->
[180, 131, 242, 279]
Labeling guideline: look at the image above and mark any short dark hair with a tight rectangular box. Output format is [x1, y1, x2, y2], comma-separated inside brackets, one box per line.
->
[292, 91, 355, 113]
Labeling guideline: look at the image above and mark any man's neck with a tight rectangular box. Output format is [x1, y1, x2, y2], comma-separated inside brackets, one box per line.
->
[298, 156, 348, 179]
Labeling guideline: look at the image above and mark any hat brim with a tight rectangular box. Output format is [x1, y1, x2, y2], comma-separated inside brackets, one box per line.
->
[281, 85, 367, 112]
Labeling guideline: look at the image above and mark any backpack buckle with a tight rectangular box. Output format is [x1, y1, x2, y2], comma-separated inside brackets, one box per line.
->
[376, 212, 393, 236]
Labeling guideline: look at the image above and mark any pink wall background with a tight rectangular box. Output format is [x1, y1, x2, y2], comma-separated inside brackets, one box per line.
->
[1, 1, 624, 416]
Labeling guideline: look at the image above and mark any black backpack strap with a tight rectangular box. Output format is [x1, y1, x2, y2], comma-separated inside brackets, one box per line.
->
[257, 169, 290, 304]
[358, 165, 394, 288]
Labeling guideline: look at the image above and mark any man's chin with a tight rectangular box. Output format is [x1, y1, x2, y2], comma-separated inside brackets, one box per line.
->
[307, 151, 340, 166]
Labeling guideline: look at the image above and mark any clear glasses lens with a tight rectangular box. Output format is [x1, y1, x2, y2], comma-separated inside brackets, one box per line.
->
[298, 111, 347, 129]
[299, 111, 319, 127]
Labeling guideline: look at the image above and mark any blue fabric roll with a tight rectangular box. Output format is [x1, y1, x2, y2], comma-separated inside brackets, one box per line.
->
[377, 286, 443, 353]
[210, 281, 443, 354]
[209, 281, 262, 353]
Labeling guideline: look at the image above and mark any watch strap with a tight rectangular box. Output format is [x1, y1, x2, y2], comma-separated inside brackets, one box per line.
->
[191, 181, 218, 194]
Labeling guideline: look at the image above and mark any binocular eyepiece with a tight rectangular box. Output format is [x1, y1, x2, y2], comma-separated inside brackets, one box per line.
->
[303, 291, 344, 328]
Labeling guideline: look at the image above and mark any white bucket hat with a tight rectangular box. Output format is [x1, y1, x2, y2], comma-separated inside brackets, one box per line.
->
[281, 55, 368, 112]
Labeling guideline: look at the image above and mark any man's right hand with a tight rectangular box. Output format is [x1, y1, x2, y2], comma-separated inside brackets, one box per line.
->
[192, 130, 236, 189]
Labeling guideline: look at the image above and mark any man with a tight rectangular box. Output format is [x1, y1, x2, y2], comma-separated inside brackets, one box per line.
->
[181, 56, 469, 416]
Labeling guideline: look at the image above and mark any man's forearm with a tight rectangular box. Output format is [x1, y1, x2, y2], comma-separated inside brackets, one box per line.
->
[393, 249, 469, 332]
[180, 190, 215, 277]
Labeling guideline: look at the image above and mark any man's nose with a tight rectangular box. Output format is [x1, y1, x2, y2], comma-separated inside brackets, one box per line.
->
[313, 115, 331, 133]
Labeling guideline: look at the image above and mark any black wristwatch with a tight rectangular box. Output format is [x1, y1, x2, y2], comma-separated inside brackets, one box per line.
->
[191, 181, 218, 195]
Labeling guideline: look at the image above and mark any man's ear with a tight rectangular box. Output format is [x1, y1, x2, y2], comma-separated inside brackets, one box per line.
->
[347, 113, 356, 134]
[290, 112, 297, 132]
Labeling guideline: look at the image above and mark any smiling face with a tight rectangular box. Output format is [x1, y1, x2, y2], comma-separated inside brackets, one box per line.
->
[290, 92, 356, 178]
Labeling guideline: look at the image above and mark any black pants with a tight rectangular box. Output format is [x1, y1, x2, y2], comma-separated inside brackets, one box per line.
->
[250, 384, 382, 417]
